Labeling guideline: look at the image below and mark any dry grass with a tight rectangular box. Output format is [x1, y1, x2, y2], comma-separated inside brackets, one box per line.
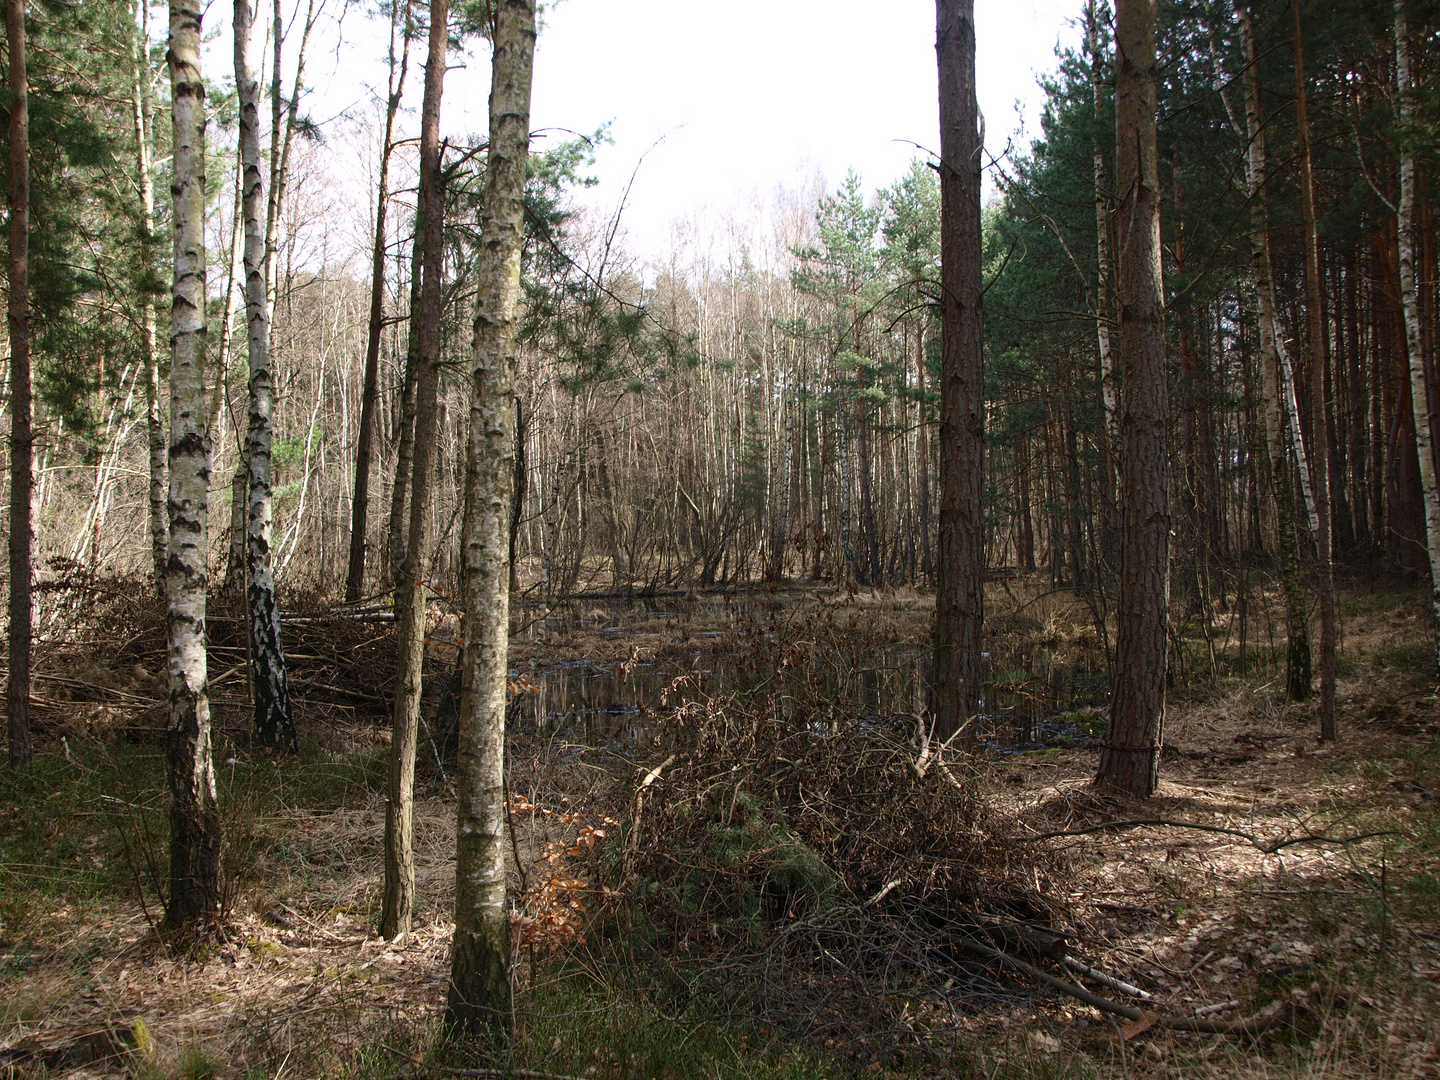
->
[0, 575, 1436, 1078]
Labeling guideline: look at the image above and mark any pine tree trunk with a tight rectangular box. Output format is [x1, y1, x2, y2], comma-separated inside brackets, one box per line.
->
[1094, 0, 1169, 798]
[1088, 0, 1120, 501]
[381, 0, 447, 942]
[448, 0, 536, 1035]
[1294, 0, 1338, 739]
[163, 0, 220, 931]
[1395, 0, 1440, 681]
[131, 0, 166, 598]
[1239, 4, 1311, 702]
[7, 0, 32, 770]
[236, 0, 293, 752]
[934, 0, 985, 736]
[346, 0, 411, 602]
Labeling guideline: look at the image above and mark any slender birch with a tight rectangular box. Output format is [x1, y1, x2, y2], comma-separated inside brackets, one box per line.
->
[236, 0, 293, 750]
[7, 0, 32, 769]
[381, 0, 447, 942]
[1239, 4, 1310, 701]
[131, 0, 166, 597]
[447, 0, 537, 1034]
[163, 0, 220, 930]
[1094, 0, 1169, 797]
[1395, 0, 1440, 681]
[1294, 0, 1338, 738]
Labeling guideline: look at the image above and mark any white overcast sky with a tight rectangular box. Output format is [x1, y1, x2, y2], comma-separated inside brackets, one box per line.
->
[201, 0, 1082, 261]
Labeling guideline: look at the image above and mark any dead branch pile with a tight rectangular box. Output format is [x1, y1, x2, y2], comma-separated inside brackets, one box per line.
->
[576, 691, 1065, 1059]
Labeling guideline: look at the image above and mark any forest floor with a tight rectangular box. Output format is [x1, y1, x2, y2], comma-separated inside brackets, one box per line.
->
[0, 576, 1436, 1079]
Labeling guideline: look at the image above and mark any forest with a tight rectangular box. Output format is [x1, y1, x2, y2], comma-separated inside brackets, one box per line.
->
[0, 0, 1438, 1076]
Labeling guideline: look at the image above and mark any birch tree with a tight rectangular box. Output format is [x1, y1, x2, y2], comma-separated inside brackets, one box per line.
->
[447, 0, 537, 1035]
[1239, 3, 1310, 702]
[236, 0, 294, 750]
[1394, 0, 1440, 681]
[163, 0, 220, 931]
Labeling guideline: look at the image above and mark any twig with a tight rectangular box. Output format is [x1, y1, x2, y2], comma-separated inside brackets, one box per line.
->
[951, 936, 1286, 1035]
[1023, 818, 1401, 854]
[381, 1046, 586, 1080]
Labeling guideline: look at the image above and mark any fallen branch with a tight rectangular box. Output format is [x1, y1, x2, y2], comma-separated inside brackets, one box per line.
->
[381, 1045, 585, 1080]
[1023, 818, 1401, 854]
[951, 936, 1286, 1036]
[1062, 957, 1153, 1001]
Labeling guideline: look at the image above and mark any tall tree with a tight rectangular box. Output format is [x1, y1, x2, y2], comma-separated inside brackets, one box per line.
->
[346, 0, 412, 602]
[6, 0, 31, 770]
[933, 0, 984, 736]
[381, 0, 447, 942]
[131, 0, 165, 597]
[163, 0, 219, 931]
[1094, 0, 1169, 797]
[1239, 3, 1310, 702]
[1395, 0, 1440, 681]
[448, 0, 537, 1033]
[1293, 0, 1337, 737]
[236, 0, 293, 751]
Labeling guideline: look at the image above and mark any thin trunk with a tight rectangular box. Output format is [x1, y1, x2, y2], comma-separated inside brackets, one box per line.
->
[387, 226, 424, 575]
[132, 0, 166, 597]
[6, 0, 31, 769]
[1395, 0, 1440, 680]
[264, 0, 318, 321]
[163, 0, 219, 931]
[346, 0, 412, 602]
[1095, 0, 1169, 797]
[449, 0, 536, 1032]
[236, 0, 293, 751]
[1294, 0, 1337, 739]
[934, 0, 985, 735]
[1088, 0, 1120, 498]
[382, 0, 446, 942]
[1240, 4, 1310, 701]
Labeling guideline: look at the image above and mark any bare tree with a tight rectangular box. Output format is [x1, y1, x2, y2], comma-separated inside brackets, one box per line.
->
[1094, 0, 1169, 797]
[448, 0, 537, 1034]
[237, 0, 294, 750]
[163, 0, 220, 931]
[347, 0, 412, 602]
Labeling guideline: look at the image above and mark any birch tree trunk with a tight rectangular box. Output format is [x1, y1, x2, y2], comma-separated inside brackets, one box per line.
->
[1239, 4, 1311, 702]
[131, 0, 166, 598]
[235, 0, 293, 751]
[381, 0, 446, 942]
[1294, 0, 1338, 739]
[447, 0, 536, 1035]
[1094, 0, 1169, 797]
[1395, 0, 1440, 681]
[163, 0, 219, 931]
[933, 0, 985, 736]
[7, 0, 31, 769]
[346, 0, 411, 602]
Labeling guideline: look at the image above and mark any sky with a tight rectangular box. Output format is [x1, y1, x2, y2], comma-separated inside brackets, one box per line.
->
[205, 0, 1083, 263]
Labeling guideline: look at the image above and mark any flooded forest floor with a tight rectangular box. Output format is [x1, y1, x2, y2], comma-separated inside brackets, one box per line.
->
[0, 574, 1437, 1079]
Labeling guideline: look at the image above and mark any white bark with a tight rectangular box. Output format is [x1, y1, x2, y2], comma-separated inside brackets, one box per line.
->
[237, 0, 292, 749]
[1395, 0, 1440, 678]
[449, 0, 537, 1034]
[163, 0, 219, 930]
